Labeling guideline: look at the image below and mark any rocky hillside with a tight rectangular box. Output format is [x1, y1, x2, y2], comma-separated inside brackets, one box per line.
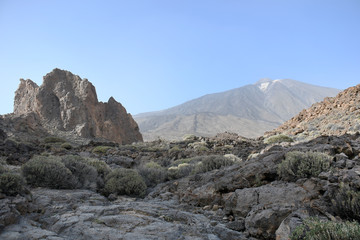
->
[1, 128, 360, 239]
[269, 83, 360, 141]
[1, 78, 359, 239]
[135, 79, 339, 141]
[6, 68, 142, 144]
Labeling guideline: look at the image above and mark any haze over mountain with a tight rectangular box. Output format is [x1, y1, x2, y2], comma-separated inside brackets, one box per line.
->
[135, 79, 340, 140]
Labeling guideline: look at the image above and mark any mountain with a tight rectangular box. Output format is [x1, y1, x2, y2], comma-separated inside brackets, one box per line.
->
[6, 68, 142, 144]
[269, 83, 360, 141]
[135, 79, 340, 140]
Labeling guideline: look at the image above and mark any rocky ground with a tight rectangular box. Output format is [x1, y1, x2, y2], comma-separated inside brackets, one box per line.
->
[1, 130, 360, 239]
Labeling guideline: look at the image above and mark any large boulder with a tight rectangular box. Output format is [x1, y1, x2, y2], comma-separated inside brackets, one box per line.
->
[12, 68, 142, 144]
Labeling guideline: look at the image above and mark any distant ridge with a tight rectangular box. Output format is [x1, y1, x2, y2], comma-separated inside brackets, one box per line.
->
[135, 79, 340, 141]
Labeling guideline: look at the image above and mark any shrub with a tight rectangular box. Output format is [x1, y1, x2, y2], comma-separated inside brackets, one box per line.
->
[0, 164, 6, 175]
[182, 134, 197, 141]
[168, 146, 181, 155]
[171, 158, 192, 167]
[137, 161, 167, 187]
[291, 218, 360, 240]
[167, 163, 193, 180]
[86, 158, 111, 178]
[224, 154, 242, 162]
[61, 155, 98, 190]
[194, 155, 235, 173]
[44, 137, 66, 143]
[61, 142, 72, 150]
[22, 155, 76, 189]
[332, 183, 360, 221]
[0, 173, 25, 196]
[104, 168, 147, 197]
[278, 151, 331, 181]
[264, 134, 293, 144]
[92, 146, 112, 154]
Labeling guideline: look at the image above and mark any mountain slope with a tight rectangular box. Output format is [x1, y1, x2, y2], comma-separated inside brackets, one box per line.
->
[270, 83, 360, 141]
[135, 79, 340, 140]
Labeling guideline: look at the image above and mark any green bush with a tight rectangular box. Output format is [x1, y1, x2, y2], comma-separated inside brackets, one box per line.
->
[44, 137, 66, 143]
[194, 155, 235, 173]
[291, 218, 360, 240]
[137, 161, 167, 187]
[264, 134, 293, 144]
[0, 172, 25, 196]
[61, 155, 98, 190]
[332, 183, 360, 221]
[168, 146, 181, 155]
[104, 168, 147, 197]
[171, 158, 192, 167]
[167, 163, 193, 180]
[22, 155, 76, 189]
[182, 134, 197, 141]
[60, 142, 72, 150]
[86, 158, 111, 178]
[278, 151, 331, 181]
[0, 164, 6, 175]
[92, 146, 112, 154]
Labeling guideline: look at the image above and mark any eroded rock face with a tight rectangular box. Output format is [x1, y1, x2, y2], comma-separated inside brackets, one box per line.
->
[13, 68, 142, 144]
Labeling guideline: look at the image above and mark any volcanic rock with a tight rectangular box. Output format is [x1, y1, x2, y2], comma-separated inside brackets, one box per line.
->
[269, 83, 360, 141]
[12, 68, 142, 144]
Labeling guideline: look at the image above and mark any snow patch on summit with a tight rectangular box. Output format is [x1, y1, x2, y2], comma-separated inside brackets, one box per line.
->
[259, 82, 270, 92]
[258, 79, 283, 92]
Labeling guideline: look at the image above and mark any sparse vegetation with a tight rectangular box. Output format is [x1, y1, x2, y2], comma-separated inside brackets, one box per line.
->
[22, 155, 76, 189]
[278, 151, 331, 181]
[332, 183, 360, 221]
[168, 146, 181, 155]
[168, 163, 193, 180]
[0, 172, 26, 196]
[44, 137, 66, 143]
[61, 155, 98, 190]
[291, 218, 360, 240]
[182, 134, 197, 141]
[86, 158, 111, 178]
[137, 161, 167, 187]
[104, 168, 147, 197]
[92, 146, 112, 154]
[194, 155, 235, 173]
[0, 164, 6, 175]
[264, 134, 293, 144]
[61, 142, 72, 150]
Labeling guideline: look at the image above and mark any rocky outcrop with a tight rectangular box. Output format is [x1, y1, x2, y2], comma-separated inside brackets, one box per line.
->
[12, 68, 142, 144]
[268, 83, 360, 141]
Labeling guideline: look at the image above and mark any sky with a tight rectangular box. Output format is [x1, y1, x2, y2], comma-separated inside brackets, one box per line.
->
[0, 0, 359, 115]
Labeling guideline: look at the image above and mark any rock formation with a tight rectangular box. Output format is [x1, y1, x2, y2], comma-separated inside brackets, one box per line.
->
[12, 68, 142, 144]
[268, 83, 360, 140]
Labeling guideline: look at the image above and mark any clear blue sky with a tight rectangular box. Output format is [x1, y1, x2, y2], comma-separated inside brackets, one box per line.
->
[1, 0, 359, 115]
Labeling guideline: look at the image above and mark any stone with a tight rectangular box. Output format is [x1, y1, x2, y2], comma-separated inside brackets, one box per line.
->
[0, 188, 247, 240]
[12, 68, 142, 144]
